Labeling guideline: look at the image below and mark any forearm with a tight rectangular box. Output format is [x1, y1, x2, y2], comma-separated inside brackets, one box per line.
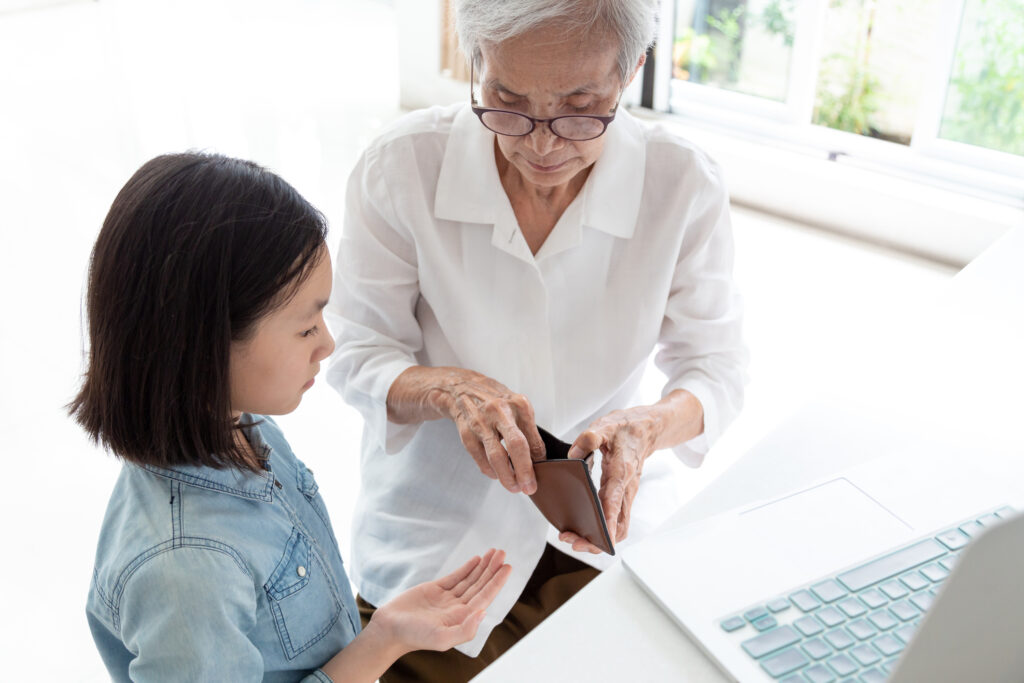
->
[650, 388, 704, 450]
[318, 621, 407, 683]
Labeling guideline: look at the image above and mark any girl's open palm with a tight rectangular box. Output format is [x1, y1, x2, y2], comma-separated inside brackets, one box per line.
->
[371, 548, 511, 653]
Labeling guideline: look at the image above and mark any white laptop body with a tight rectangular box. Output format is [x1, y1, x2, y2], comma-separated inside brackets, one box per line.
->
[621, 413, 1024, 682]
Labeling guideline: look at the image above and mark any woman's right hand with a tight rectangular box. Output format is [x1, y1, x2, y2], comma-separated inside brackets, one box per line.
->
[370, 549, 512, 654]
[387, 366, 546, 494]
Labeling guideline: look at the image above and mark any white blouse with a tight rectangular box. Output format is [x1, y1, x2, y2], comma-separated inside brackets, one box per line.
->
[326, 103, 747, 656]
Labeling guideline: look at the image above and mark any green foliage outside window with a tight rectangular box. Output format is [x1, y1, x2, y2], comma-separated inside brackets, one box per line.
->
[812, 0, 885, 139]
[813, 54, 882, 137]
[941, 0, 1024, 157]
[673, 0, 796, 92]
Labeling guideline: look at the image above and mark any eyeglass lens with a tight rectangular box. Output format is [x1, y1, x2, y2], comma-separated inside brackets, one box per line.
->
[479, 110, 606, 141]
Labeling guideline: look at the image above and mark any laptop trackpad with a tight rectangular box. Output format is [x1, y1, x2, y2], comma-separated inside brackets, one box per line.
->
[729, 477, 913, 604]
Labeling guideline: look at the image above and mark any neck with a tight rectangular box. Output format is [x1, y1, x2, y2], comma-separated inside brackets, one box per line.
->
[231, 417, 264, 469]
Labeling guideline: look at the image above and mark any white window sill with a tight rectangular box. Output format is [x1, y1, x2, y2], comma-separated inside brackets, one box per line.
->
[629, 107, 1023, 267]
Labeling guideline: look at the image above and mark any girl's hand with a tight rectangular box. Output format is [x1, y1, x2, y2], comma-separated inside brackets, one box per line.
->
[369, 549, 512, 654]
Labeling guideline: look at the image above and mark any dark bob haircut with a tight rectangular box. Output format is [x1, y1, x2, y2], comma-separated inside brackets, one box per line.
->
[69, 152, 328, 471]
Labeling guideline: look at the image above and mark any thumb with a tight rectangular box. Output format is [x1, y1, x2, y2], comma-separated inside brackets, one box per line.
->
[455, 610, 486, 642]
[568, 429, 604, 460]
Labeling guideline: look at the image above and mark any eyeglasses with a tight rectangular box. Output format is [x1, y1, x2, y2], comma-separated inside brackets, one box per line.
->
[469, 61, 619, 142]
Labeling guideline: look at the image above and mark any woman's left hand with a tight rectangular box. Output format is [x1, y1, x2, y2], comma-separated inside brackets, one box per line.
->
[560, 390, 704, 554]
[560, 407, 659, 553]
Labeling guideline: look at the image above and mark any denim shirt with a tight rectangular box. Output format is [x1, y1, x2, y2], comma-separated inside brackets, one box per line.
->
[86, 416, 359, 682]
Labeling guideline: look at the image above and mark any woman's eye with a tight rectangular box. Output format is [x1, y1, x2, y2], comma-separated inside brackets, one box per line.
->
[301, 326, 319, 338]
[568, 100, 595, 113]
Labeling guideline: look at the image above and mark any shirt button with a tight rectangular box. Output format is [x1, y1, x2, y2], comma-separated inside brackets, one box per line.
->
[296, 565, 307, 578]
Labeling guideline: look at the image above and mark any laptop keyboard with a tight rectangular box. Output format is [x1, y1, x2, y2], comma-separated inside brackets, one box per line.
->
[718, 506, 1014, 682]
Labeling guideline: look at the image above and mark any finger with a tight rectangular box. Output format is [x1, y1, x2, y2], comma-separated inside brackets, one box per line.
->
[466, 563, 512, 612]
[616, 479, 640, 542]
[567, 428, 606, 460]
[559, 531, 602, 555]
[507, 395, 546, 462]
[437, 554, 482, 591]
[598, 453, 628, 541]
[495, 418, 536, 494]
[457, 427, 497, 480]
[600, 480, 626, 545]
[480, 431, 519, 492]
[446, 608, 487, 645]
[452, 548, 493, 598]
[460, 549, 506, 602]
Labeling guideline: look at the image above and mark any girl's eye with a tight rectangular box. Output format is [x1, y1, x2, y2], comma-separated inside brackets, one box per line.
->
[301, 326, 319, 338]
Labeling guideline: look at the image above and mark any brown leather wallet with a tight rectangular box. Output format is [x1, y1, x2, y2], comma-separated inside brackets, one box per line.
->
[529, 427, 615, 555]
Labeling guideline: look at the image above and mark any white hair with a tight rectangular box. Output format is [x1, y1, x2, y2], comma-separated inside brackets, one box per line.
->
[454, 0, 658, 86]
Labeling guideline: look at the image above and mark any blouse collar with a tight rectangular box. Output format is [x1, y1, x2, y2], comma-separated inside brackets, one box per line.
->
[435, 104, 646, 247]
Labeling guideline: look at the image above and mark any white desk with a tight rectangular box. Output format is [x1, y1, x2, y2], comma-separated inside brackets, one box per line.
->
[473, 228, 1024, 682]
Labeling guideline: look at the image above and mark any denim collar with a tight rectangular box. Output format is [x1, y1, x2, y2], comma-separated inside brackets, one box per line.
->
[140, 414, 276, 502]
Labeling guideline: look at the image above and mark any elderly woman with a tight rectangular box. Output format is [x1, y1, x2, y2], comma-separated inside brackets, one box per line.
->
[326, 0, 747, 680]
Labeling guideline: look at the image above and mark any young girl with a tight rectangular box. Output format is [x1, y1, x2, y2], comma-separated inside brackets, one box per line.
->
[71, 152, 511, 682]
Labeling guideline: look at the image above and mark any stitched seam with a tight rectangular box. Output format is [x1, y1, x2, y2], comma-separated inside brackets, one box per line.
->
[288, 553, 341, 654]
[266, 529, 307, 600]
[275, 494, 339, 600]
[278, 498, 346, 613]
[172, 483, 183, 548]
[270, 600, 295, 658]
[110, 538, 252, 631]
[269, 550, 342, 660]
[92, 568, 115, 612]
[141, 464, 274, 501]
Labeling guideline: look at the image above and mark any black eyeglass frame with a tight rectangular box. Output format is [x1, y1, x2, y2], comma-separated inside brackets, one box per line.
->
[469, 60, 620, 142]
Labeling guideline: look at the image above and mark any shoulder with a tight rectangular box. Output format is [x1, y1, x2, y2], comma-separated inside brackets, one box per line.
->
[620, 113, 730, 221]
[363, 103, 463, 162]
[90, 464, 258, 607]
[94, 536, 255, 634]
[634, 114, 725, 186]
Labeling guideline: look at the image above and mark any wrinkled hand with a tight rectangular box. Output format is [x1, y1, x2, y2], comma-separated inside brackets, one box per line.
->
[370, 549, 512, 654]
[436, 369, 546, 494]
[560, 408, 662, 554]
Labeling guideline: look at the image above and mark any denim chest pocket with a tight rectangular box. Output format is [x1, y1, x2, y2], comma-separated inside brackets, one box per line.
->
[265, 528, 349, 659]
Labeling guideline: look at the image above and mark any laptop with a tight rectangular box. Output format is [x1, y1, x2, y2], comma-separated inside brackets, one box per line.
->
[621, 405, 1024, 683]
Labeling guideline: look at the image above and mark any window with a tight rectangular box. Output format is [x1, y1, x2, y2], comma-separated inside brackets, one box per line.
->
[657, 0, 1023, 203]
[938, 0, 1023, 157]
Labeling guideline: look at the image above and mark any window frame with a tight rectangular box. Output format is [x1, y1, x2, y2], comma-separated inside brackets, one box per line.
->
[649, 0, 1024, 207]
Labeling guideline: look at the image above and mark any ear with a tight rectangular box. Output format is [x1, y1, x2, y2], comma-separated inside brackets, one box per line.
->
[623, 53, 647, 89]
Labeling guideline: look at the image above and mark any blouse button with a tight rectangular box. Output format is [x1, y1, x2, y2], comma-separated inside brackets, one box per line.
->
[296, 565, 307, 578]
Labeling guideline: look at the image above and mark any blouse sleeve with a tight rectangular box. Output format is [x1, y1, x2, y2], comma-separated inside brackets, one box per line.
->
[655, 160, 749, 467]
[325, 145, 422, 454]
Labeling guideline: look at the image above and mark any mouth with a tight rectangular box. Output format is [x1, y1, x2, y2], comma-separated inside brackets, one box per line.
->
[302, 378, 315, 390]
[527, 159, 568, 173]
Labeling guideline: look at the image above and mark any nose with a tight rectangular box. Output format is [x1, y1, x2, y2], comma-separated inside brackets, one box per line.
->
[526, 121, 563, 156]
[314, 327, 335, 363]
